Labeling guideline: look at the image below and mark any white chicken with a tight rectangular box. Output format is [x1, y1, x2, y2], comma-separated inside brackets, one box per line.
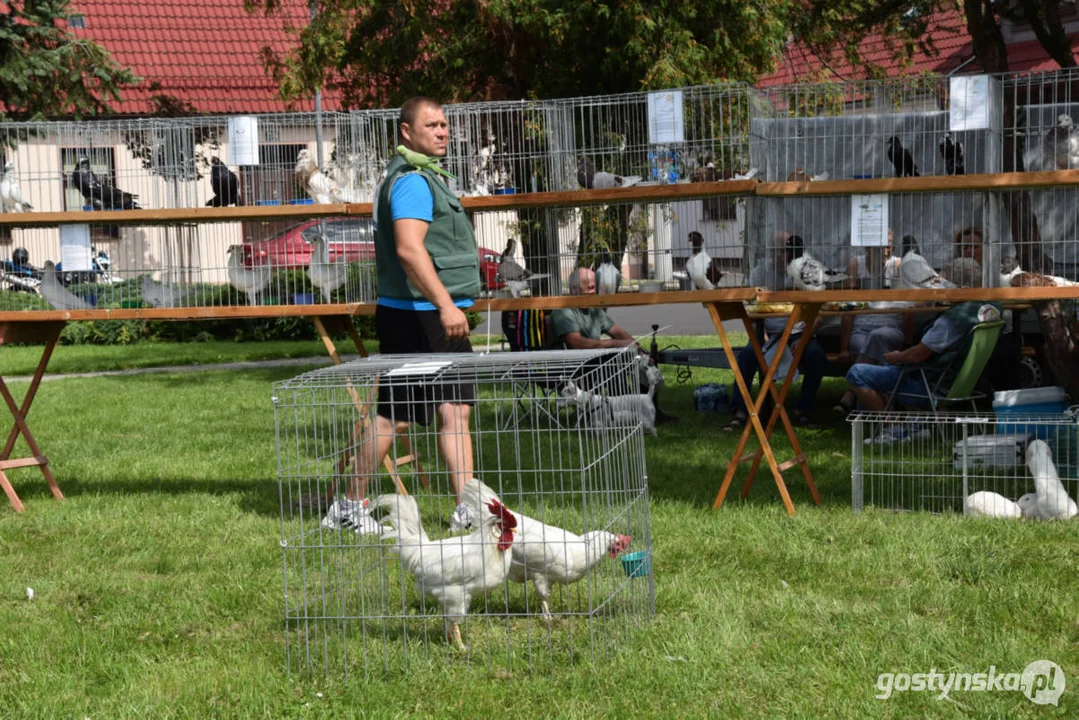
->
[226, 245, 270, 306]
[374, 480, 518, 651]
[461, 479, 632, 620]
[1023, 440, 1079, 520]
[295, 149, 360, 204]
[307, 235, 347, 303]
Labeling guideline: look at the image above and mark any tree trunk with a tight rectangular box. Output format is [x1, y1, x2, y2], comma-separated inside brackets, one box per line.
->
[1017, 0, 1078, 68]
[964, 0, 1010, 72]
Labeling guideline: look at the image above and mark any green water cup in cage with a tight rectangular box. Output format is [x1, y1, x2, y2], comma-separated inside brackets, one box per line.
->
[621, 551, 650, 579]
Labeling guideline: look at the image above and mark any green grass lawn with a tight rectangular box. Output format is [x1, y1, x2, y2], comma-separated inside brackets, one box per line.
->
[0, 339, 1076, 718]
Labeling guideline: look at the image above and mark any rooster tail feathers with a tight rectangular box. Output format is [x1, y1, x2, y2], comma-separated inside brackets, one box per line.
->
[372, 493, 425, 545]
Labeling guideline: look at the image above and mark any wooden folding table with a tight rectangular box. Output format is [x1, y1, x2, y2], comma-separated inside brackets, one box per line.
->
[705, 300, 822, 516]
[0, 321, 66, 512]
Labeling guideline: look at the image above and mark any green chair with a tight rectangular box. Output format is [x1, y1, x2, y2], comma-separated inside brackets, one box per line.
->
[883, 320, 1005, 413]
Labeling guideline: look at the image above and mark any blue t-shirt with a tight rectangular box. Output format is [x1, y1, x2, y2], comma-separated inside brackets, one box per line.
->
[378, 173, 473, 312]
[920, 317, 963, 353]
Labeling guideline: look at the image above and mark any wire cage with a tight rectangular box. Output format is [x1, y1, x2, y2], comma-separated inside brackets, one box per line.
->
[273, 348, 654, 676]
[849, 410, 1079, 515]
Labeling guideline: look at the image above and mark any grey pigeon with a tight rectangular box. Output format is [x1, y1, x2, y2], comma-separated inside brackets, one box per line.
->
[897, 250, 954, 290]
[70, 156, 140, 210]
[140, 275, 191, 308]
[596, 249, 621, 294]
[496, 238, 548, 298]
[307, 235, 347, 303]
[207, 157, 242, 207]
[0, 161, 32, 212]
[226, 245, 270, 306]
[40, 261, 91, 310]
[1046, 114, 1079, 170]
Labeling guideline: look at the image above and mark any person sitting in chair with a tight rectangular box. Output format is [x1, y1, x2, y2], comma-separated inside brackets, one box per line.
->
[846, 260, 1000, 418]
[550, 266, 676, 422]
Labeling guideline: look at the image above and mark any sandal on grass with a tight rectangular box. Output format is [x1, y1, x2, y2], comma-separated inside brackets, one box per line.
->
[724, 412, 748, 431]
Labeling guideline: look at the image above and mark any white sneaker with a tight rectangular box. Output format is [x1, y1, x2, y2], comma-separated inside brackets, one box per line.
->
[449, 503, 474, 532]
[321, 497, 383, 536]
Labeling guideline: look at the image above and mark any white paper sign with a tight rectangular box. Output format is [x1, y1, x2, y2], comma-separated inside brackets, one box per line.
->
[850, 194, 889, 247]
[386, 360, 453, 377]
[228, 116, 260, 166]
[647, 90, 685, 145]
[59, 224, 93, 271]
[950, 75, 991, 131]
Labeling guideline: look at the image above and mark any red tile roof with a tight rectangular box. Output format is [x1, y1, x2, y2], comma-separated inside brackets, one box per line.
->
[760, 9, 1079, 86]
[67, 0, 342, 114]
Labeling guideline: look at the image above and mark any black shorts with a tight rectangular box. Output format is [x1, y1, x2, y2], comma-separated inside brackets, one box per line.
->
[375, 305, 476, 426]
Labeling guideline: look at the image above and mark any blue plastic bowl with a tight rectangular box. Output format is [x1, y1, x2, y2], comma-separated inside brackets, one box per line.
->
[255, 199, 282, 206]
[289, 198, 314, 205]
[293, 293, 315, 305]
[493, 188, 517, 195]
[621, 551, 650, 579]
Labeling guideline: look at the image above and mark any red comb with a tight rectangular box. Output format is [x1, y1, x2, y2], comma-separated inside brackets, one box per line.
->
[486, 498, 517, 529]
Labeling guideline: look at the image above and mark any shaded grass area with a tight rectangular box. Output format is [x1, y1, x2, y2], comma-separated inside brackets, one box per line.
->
[0, 343, 1076, 718]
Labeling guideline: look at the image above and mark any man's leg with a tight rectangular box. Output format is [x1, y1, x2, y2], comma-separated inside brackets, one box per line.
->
[346, 414, 398, 501]
[436, 401, 474, 501]
[729, 345, 760, 416]
[794, 338, 828, 417]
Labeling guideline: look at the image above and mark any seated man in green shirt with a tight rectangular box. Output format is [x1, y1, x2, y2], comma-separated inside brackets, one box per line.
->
[551, 267, 675, 422]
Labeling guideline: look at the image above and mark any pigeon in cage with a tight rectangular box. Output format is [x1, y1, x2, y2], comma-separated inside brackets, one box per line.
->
[595, 248, 621, 294]
[226, 244, 270, 306]
[576, 156, 642, 190]
[685, 231, 723, 290]
[39, 261, 91, 310]
[787, 248, 848, 291]
[206, 157, 242, 207]
[140, 275, 191, 309]
[307, 235, 347, 303]
[1022, 440, 1078, 520]
[460, 479, 633, 621]
[70, 156, 140, 210]
[295, 149, 360, 204]
[786, 167, 829, 182]
[896, 249, 954, 290]
[1046, 114, 1079, 170]
[373, 481, 518, 651]
[0, 161, 32, 212]
[964, 491, 1022, 518]
[939, 133, 965, 175]
[496, 237, 548, 298]
[886, 137, 920, 177]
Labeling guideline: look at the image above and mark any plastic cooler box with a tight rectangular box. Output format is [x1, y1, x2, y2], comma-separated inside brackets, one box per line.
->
[993, 387, 1068, 440]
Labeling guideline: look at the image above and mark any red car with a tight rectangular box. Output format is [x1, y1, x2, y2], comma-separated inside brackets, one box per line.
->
[244, 218, 504, 290]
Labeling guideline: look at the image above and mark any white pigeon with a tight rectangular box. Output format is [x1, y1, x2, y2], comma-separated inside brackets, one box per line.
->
[39, 261, 91, 310]
[226, 245, 270, 306]
[295, 149, 360, 204]
[596, 249, 621, 294]
[897, 250, 955, 290]
[964, 491, 1022, 518]
[686, 246, 715, 290]
[0, 161, 32, 212]
[733, 167, 759, 181]
[1024, 440, 1079, 520]
[787, 251, 848, 290]
[307, 236, 348, 303]
[140, 275, 190, 309]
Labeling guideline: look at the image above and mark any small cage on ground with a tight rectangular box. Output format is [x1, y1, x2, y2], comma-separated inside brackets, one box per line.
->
[849, 410, 1079, 516]
[273, 348, 654, 676]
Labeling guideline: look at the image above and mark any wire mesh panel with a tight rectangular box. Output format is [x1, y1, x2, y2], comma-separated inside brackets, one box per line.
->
[850, 410, 1079, 516]
[274, 348, 654, 677]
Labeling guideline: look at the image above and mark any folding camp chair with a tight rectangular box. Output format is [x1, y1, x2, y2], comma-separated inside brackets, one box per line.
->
[500, 309, 566, 429]
[883, 319, 1005, 414]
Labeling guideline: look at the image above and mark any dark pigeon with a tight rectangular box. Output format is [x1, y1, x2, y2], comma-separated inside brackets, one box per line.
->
[886, 137, 920, 177]
[70, 156, 140, 210]
[207, 157, 242, 207]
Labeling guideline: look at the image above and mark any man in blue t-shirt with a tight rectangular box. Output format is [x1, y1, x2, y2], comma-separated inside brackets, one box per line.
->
[321, 96, 481, 536]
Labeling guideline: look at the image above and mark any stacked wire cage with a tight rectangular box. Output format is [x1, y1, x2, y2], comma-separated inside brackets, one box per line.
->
[274, 348, 654, 676]
[849, 410, 1079, 515]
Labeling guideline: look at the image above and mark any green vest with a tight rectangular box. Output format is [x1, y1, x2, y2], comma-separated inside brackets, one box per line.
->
[930, 300, 1002, 368]
[374, 154, 481, 302]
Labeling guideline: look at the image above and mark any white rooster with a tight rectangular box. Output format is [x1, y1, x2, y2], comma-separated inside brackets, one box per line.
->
[461, 479, 632, 620]
[374, 481, 518, 651]
[1021, 440, 1079, 520]
[307, 235, 347, 303]
[226, 245, 270, 306]
[295, 149, 360, 204]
